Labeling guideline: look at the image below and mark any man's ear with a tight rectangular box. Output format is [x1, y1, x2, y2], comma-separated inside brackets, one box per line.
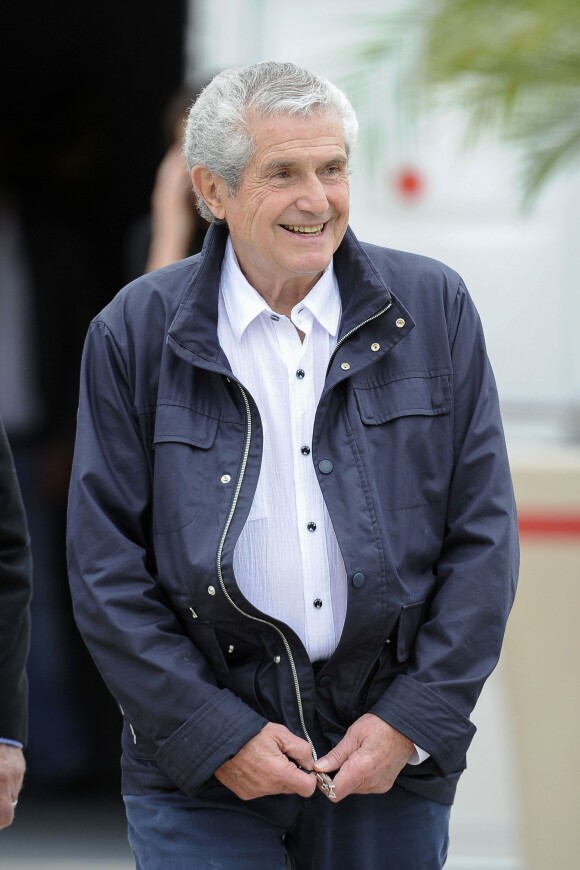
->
[191, 166, 227, 220]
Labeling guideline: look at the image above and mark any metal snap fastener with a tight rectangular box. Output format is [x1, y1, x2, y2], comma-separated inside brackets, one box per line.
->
[273, 655, 281, 664]
[307, 521, 317, 532]
[301, 445, 311, 455]
[207, 585, 216, 596]
[371, 342, 380, 352]
[395, 318, 405, 328]
[221, 474, 231, 484]
[227, 644, 235, 654]
[340, 362, 350, 371]
[313, 598, 323, 609]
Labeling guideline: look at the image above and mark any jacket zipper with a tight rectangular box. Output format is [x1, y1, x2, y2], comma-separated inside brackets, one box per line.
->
[215, 382, 320, 762]
[326, 301, 393, 376]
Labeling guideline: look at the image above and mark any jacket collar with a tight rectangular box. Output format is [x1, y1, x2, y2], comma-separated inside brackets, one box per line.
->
[168, 222, 398, 367]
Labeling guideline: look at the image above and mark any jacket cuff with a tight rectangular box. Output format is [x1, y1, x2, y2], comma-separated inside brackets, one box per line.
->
[370, 674, 476, 774]
[154, 688, 267, 795]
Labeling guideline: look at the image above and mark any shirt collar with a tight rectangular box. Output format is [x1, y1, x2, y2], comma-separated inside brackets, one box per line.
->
[220, 236, 341, 343]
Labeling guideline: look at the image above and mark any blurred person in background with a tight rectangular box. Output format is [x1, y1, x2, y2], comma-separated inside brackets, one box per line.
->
[0, 416, 32, 829]
[68, 62, 518, 869]
[125, 84, 210, 281]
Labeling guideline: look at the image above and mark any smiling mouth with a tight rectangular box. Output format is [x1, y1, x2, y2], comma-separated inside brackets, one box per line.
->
[280, 223, 325, 236]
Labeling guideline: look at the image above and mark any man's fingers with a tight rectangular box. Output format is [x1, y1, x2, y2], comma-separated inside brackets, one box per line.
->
[283, 763, 317, 798]
[274, 728, 316, 772]
[215, 724, 317, 800]
[312, 733, 353, 775]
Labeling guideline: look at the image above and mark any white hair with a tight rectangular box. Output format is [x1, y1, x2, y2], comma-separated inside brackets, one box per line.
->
[183, 61, 358, 222]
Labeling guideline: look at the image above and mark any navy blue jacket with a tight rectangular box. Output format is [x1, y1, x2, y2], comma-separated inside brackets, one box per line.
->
[67, 223, 518, 805]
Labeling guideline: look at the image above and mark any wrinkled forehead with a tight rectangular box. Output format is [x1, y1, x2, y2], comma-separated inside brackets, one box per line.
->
[245, 110, 348, 167]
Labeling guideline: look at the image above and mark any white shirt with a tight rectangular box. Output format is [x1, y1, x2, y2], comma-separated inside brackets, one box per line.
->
[218, 238, 348, 662]
[217, 238, 428, 765]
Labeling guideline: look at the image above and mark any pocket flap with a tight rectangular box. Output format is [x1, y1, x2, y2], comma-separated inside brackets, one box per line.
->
[153, 403, 218, 448]
[355, 373, 451, 424]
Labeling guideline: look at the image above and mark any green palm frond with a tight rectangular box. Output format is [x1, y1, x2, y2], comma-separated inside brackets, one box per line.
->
[423, 0, 580, 199]
[331, 0, 580, 202]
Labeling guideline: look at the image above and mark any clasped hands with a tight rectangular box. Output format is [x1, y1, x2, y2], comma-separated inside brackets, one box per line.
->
[215, 713, 414, 804]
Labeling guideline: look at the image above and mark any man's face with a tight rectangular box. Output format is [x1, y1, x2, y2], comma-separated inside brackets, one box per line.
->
[209, 112, 350, 296]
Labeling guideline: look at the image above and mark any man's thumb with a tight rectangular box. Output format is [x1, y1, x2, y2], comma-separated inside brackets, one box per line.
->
[313, 741, 349, 773]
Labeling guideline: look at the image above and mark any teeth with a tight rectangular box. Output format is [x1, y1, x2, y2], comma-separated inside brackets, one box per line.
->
[282, 224, 324, 234]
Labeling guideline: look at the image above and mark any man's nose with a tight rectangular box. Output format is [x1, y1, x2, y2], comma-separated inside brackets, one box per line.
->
[295, 174, 329, 214]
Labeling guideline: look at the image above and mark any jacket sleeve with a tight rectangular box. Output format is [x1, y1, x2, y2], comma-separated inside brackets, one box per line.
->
[67, 320, 266, 796]
[370, 279, 519, 774]
[0, 418, 32, 744]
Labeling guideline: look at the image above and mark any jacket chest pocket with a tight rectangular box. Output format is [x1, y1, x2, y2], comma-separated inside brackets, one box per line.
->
[353, 372, 453, 510]
[152, 403, 218, 535]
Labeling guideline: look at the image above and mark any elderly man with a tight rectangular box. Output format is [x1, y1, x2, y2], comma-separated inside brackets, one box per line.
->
[0, 417, 31, 829]
[67, 62, 518, 869]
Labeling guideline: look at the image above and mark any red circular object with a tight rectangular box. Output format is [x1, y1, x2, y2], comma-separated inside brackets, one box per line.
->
[394, 167, 425, 199]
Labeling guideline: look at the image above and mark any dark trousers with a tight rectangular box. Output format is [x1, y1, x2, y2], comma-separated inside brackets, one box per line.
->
[124, 781, 451, 869]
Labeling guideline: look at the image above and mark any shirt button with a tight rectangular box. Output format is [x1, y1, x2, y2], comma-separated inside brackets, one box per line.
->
[352, 572, 365, 588]
[301, 445, 311, 455]
[307, 521, 317, 532]
[296, 369, 305, 379]
[313, 598, 323, 608]
[318, 459, 333, 474]
[270, 314, 280, 321]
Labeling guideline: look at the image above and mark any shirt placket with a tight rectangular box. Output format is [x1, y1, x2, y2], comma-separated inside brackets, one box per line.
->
[277, 316, 334, 661]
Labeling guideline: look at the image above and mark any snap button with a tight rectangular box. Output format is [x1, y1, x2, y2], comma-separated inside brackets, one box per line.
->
[227, 644, 235, 654]
[352, 572, 365, 588]
[340, 362, 350, 371]
[307, 521, 317, 532]
[273, 655, 281, 664]
[318, 459, 333, 474]
[371, 342, 380, 352]
[221, 474, 231, 484]
[313, 598, 323, 609]
[396, 318, 405, 328]
[318, 675, 333, 688]
[296, 369, 305, 379]
[207, 585, 216, 596]
[301, 445, 311, 455]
